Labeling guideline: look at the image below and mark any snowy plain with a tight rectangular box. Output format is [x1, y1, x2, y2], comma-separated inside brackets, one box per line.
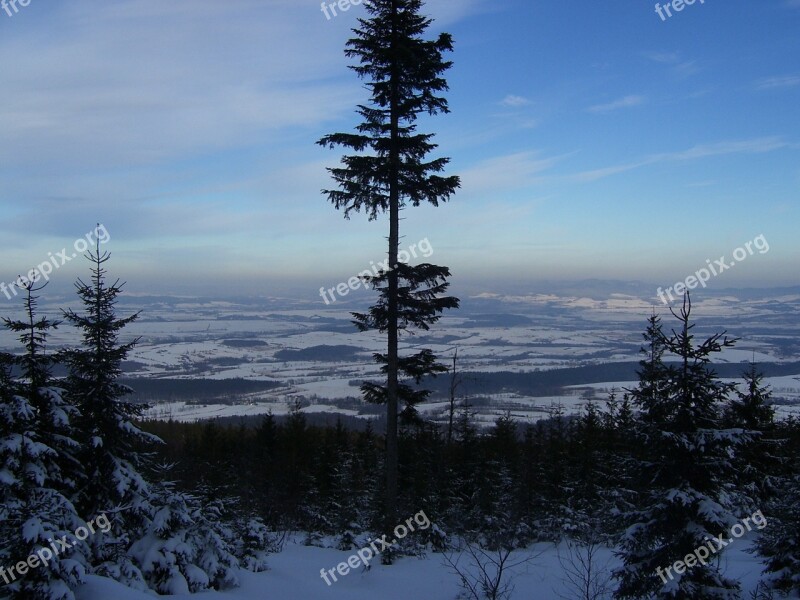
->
[74, 535, 768, 599]
[2, 289, 796, 426]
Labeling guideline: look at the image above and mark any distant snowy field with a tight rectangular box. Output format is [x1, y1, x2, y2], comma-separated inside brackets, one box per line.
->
[75, 536, 768, 599]
[3, 290, 798, 425]
[140, 370, 800, 426]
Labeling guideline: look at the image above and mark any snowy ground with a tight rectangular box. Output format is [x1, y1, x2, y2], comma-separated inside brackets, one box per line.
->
[75, 535, 768, 599]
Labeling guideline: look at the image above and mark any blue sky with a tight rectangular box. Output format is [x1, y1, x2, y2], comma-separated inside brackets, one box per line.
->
[0, 0, 798, 300]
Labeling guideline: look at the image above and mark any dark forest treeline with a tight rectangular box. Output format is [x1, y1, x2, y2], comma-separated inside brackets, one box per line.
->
[402, 360, 800, 398]
[141, 395, 800, 545]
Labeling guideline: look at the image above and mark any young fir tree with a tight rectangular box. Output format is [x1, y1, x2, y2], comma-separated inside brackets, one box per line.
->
[4, 283, 81, 493]
[613, 313, 669, 531]
[727, 362, 774, 431]
[759, 487, 800, 595]
[478, 413, 528, 549]
[1, 282, 87, 600]
[127, 482, 239, 594]
[615, 294, 746, 599]
[317, 0, 459, 549]
[632, 312, 669, 422]
[756, 417, 800, 596]
[568, 400, 617, 542]
[724, 362, 776, 513]
[600, 391, 640, 539]
[61, 237, 159, 581]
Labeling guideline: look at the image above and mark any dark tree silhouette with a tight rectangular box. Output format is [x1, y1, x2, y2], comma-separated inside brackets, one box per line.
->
[615, 294, 747, 599]
[318, 0, 459, 549]
[62, 235, 160, 571]
[1, 282, 86, 600]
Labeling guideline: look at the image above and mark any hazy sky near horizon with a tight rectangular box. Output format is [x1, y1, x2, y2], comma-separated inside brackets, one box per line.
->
[0, 0, 798, 301]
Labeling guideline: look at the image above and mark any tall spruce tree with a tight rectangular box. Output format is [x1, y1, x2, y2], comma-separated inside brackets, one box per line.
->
[318, 0, 459, 546]
[4, 282, 81, 493]
[62, 237, 159, 578]
[615, 294, 747, 599]
[1, 282, 87, 600]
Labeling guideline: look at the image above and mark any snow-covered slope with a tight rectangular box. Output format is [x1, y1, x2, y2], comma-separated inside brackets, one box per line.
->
[75, 536, 768, 599]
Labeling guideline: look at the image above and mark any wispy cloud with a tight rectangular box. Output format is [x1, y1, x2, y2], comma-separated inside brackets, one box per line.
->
[673, 60, 701, 77]
[421, 0, 491, 26]
[499, 94, 532, 107]
[0, 0, 361, 171]
[492, 95, 537, 128]
[575, 137, 789, 181]
[643, 52, 701, 77]
[644, 51, 680, 64]
[755, 75, 800, 90]
[587, 95, 644, 114]
[460, 151, 565, 194]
